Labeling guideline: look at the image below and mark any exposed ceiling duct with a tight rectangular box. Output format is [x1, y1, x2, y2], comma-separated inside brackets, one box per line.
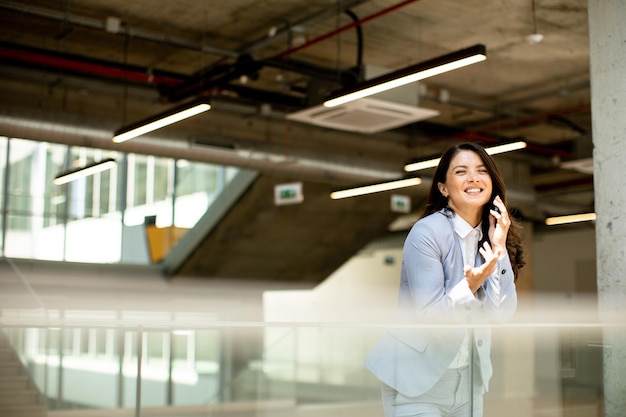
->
[0, 104, 403, 184]
[0, 0, 595, 218]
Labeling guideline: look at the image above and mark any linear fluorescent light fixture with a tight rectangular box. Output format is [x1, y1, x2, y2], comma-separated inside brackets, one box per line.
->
[330, 177, 422, 199]
[113, 97, 211, 143]
[485, 141, 527, 155]
[53, 158, 116, 185]
[545, 212, 596, 226]
[403, 157, 441, 173]
[324, 44, 487, 108]
[404, 141, 527, 172]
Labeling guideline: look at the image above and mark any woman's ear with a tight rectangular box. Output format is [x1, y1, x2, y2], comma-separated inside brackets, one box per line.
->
[437, 182, 448, 197]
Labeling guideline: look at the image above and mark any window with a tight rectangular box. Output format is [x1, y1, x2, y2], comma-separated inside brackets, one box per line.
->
[1, 137, 239, 262]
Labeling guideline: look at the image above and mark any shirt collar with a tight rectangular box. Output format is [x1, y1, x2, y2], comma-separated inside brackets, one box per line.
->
[452, 212, 483, 240]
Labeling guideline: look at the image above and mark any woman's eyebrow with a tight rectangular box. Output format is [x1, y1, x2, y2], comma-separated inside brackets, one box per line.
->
[451, 163, 486, 170]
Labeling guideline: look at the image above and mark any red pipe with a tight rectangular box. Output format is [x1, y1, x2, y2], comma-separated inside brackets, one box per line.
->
[454, 131, 575, 158]
[410, 129, 576, 159]
[417, 103, 592, 158]
[535, 176, 594, 193]
[0, 45, 183, 87]
[473, 103, 591, 133]
[1, 1, 422, 94]
[277, 0, 421, 58]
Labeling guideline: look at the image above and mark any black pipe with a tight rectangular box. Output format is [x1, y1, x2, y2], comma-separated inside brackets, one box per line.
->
[344, 9, 363, 69]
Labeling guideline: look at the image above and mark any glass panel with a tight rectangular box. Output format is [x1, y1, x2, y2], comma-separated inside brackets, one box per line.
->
[154, 157, 173, 203]
[129, 154, 148, 210]
[122, 330, 139, 408]
[4, 139, 65, 260]
[5, 139, 38, 255]
[125, 154, 175, 228]
[485, 324, 606, 416]
[172, 329, 221, 406]
[1, 139, 124, 263]
[61, 147, 122, 263]
[261, 326, 297, 402]
[174, 160, 220, 228]
[0, 136, 6, 254]
[140, 330, 168, 407]
[45, 144, 68, 230]
[3, 320, 622, 416]
[53, 327, 119, 409]
[0, 136, 242, 264]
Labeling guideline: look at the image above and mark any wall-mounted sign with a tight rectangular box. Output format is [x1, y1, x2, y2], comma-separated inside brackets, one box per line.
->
[274, 182, 304, 205]
[390, 194, 411, 213]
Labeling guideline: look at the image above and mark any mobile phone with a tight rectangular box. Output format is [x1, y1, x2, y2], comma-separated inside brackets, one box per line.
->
[491, 196, 501, 214]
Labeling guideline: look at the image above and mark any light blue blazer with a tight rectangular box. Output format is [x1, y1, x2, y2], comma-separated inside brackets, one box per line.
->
[365, 209, 517, 397]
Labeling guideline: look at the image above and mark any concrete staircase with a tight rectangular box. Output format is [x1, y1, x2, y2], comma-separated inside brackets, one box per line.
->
[0, 331, 47, 417]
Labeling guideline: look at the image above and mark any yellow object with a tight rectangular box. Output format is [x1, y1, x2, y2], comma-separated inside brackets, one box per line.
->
[145, 226, 188, 263]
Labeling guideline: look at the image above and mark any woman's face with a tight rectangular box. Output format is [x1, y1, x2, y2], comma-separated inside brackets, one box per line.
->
[437, 150, 493, 217]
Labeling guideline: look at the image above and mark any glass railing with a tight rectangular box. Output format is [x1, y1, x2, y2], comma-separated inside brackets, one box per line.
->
[1, 302, 622, 417]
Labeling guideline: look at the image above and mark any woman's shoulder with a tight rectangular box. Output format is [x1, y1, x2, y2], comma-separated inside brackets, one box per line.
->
[405, 211, 456, 255]
[415, 210, 452, 228]
[408, 210, 453, 239]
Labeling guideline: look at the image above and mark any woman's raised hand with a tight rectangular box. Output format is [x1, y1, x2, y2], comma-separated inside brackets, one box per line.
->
[488, 195, 510, 256]
[465, 241, 499, 293]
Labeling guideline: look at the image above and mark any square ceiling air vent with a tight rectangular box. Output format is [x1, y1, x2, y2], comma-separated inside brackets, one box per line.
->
[287, 97, 439, 134]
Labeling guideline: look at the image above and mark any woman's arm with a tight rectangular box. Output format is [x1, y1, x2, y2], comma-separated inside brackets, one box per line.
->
[479, 252, 518, 323]
[402, 219, 516, 325]
[401, 221, 481, 324]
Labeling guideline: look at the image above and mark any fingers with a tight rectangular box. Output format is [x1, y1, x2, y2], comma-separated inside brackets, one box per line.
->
[478, 240, 494, 258]
[478, 241, 499, 273]
[464, 265, 484, 293]
[466, 242, 500, 293]
[490, 195, 510, 227]
[482, 240, 503, 259]
[488, 196, 511, 254]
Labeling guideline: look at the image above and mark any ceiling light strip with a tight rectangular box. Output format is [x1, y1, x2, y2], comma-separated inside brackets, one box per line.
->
[485, 141, 528, 155]
[403, 158, 441, 172]
[53, 158, 116, 185]
[404, 141, 527, 172]
[323, 44, 486, 108]
[113, 99, 211, 143]
[330, 177, 422, 199]
[545, 212, 596, 226]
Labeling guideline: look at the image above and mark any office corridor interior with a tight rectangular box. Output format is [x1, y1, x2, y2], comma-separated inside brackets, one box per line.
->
[1, 1, 624, 416]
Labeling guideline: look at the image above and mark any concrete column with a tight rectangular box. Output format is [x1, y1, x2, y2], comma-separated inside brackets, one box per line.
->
[588, 1, 626, 416]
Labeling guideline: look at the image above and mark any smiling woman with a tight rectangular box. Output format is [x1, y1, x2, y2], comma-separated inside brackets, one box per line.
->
[365, 142, 526, 417]
[425, 142, 526, 278]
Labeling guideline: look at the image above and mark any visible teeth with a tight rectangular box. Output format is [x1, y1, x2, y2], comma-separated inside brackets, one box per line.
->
[466, 188, 481, 193]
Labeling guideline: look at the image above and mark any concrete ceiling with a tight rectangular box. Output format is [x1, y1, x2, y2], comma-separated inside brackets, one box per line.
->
[0, 0, 595, 281]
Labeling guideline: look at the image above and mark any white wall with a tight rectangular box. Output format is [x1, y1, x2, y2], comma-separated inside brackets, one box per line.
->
[264, 241, 402, 324]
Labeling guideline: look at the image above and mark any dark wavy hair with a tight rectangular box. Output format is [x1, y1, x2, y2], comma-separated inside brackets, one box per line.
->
[421, 142, 526, 278]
